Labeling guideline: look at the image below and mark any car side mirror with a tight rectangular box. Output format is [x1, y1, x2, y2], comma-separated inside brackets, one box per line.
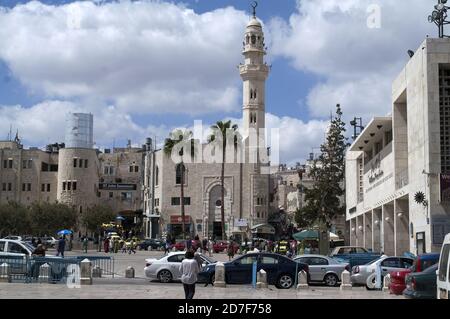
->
[436, 269, 439, 276]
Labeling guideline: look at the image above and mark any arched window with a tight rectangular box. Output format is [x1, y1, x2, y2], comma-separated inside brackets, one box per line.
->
[251, 35, 256, 45]
[254, 89, 257, 99]
[175, 163, 186, 185]
[250, 89, 253, 100]
[155, 166, 159, 186]
[246, 35, 249, 44]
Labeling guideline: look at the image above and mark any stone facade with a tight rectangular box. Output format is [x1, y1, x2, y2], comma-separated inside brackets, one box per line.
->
[346, 38, 450, 255]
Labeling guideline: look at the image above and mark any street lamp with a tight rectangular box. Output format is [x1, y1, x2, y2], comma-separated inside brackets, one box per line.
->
[429, 0, 450, 38]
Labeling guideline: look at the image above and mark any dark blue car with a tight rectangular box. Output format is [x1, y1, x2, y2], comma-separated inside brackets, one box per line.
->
[198, 252, 309, 289]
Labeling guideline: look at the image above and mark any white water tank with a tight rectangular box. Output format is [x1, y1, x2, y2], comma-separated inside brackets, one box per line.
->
[65, 113, 93, 148]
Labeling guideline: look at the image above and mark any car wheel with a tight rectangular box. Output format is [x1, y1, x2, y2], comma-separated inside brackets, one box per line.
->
[365, 273, 377, 290]
[277, 274, 294, 289]
[324, 273, 339, 287]
[158, 270, 173, 283]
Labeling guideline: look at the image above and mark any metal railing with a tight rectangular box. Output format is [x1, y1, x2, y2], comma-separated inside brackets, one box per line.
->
[0, 255, 114, 283]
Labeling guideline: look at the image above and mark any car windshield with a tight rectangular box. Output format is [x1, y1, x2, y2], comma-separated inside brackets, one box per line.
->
[365, 259, 380, 265]
[201, 255, 216, 264]
[23, 243, 35, 252]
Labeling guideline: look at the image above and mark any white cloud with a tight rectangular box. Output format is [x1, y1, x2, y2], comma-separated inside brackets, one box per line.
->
[268, 0, 435, 121]
[0, 0, 248, 114]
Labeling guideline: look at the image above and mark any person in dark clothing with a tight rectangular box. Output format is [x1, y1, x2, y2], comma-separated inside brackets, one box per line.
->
[202, 238, 208, 254]
[32, 244, 46, 257]
[56, 236, 66, 257]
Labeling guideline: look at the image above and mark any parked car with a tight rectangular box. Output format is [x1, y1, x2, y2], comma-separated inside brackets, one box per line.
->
[144, 252, 215, 283]
[350, 256, 414, 289]
[330, 246, 381, 268]
[41, 236, 58, 248]
[403, 263, 439, 299]
[198, 252, 310, 289]
[294, 255, 350, 287]
[139, 238, 165, 251]
[389, 253, 440, 295]
[173, 240, 201, 251]
[437, 233, 450, 299]
[0, 239, 34, 257]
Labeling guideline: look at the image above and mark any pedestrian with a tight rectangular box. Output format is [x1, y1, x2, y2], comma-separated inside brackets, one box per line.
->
[202, 238, 208, 254]
[109, 237, 114, 253]
[104, 237, 110, 253]
[179, 250, 200, 300]
[165, 238, 171, 255]
[186, 237, 192, 251]
[56, 236, 66, 258]
[82, 236, 88, 253]
[32, 244, 46, 257]
[114, 238, 119, 253]
[208, 237, 213, 257]
[227, 240, 235, 261]
[128, 239, 136, 254]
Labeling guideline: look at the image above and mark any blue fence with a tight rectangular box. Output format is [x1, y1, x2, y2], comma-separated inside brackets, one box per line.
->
[0, 255, 114, 283]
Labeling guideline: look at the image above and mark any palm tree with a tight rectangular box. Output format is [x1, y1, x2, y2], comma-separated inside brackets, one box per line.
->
[164, 129, 194, 240]
[209, 121, 239, 240]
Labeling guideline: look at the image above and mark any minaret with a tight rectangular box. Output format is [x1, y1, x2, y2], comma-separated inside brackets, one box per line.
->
[240, 3, 269, 154]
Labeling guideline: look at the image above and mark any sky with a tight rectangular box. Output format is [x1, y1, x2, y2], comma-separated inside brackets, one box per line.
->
[0, 0, 439, 165]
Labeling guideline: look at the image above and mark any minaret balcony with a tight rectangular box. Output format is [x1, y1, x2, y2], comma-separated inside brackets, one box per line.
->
[239, 64, 270, 75]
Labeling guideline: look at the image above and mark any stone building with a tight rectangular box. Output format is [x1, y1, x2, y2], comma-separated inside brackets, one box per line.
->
[143, 11, 272, 241]
[346, 38, 450, 256]
[0, 113, 146, 234]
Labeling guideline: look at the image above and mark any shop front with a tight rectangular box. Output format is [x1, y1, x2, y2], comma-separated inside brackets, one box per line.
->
[167, 215, 192, 239]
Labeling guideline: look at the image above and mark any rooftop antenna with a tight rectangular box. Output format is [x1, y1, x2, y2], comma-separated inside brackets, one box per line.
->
[429, 0, 450, 38]
[251, 1, 258, 18]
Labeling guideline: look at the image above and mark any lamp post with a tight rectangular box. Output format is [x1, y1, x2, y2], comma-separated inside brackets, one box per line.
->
[429, 0, 450, 38]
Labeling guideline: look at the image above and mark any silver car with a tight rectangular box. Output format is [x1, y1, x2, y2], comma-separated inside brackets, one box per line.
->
[294, 255, 350, 286]
[350, 256, 414, 288]
[144, 252, 215, 283]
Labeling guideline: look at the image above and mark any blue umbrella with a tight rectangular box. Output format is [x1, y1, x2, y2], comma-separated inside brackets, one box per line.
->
[116, 216, 125, 221]
[57, 229, 72, 236]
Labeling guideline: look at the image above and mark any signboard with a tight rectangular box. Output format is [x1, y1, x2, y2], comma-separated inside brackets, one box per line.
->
[368, 155, 384, 184]
[99, 183, 137, 191]
[170, 215, 191, 224]
[440, 174, 450, 202]
[235, 218, 248, 227]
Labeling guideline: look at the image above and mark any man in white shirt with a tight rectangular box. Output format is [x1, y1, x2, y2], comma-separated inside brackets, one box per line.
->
[179, 250, 200, 299]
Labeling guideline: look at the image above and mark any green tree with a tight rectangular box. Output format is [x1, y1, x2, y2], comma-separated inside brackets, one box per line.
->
[295, 104, 348, 231]
[81, 204, 115, 234]
[0, 201, 31, 237]
[164, 129, 194, 240]
[29, 202, 77, 236]
[209, 120, 239, 240]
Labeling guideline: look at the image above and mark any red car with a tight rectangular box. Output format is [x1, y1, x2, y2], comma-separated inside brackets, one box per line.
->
[173, 240, 201, 251]
[213, 241, 239, 254]
[389, 253, 440, 295]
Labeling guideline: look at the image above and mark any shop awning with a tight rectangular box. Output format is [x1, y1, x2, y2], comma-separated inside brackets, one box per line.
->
[293, 230, 319, 240]
[251, 224, 275, 234]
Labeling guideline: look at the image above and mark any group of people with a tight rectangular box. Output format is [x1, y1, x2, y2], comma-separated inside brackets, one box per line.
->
[102, 237, 137, 254]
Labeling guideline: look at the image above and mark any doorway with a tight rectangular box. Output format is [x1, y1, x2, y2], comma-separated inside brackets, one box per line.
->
[416, 232, 426, 255]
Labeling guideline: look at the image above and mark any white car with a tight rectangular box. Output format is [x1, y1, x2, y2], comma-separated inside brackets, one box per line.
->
[437, 233, 450, 299]
[350, 255, 414, 289]
[0, 239, 34, 257]
[144, 252, 216, 283]
[41, 236, 58, 248]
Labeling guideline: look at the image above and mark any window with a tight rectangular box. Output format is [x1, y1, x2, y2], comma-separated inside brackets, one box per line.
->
[121, 192, 132, 200]
[171, 197, 181, 206]
[237, 255, 257, 265]
[72, 182, 77, 191]
[0, 241, 5, 252]
[109, 192, 113, 198]
[22, 183, 26, 192]
[7, 243, 28, 255]
[374, 141, 382, 155]
[261, 256, 278, 264]
[175, 164, 186, 185]
[168, 254, 185, 263]
[22, 159, 32, 169]
[2, 183, 6, 191]
[104, 166, 114, 175]
[309, 257, 328, 266]
[79, 159, 83, 168]
[8, 159, 12, 169]
[84, 159, 88, 168]
[155, 166, 159, 186]
[63, 182, 67, 191]
[385, 130, 393, 145]
[73, 158, 77, 168]
[41, 184, 45, 192]
[251, 34, 256, 45]
[155, 198, 160, 206]
[215, 199, 222, 207]
[401, 258, 414, 269]
[67, 182, 71, 191]
[381, 258, 401, 268]
[2, 160, 6, 168]
[47, 184, 50, 192]
[356, 248, 368, 253]
[8, 183, 11, 191]
[183, 197, 191, 205]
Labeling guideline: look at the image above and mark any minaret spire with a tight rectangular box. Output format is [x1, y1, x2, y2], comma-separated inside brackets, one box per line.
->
[251, 1, 258, 18]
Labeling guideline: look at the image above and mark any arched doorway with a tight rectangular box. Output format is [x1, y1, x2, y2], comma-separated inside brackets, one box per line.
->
[208, 185, 227, 240]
